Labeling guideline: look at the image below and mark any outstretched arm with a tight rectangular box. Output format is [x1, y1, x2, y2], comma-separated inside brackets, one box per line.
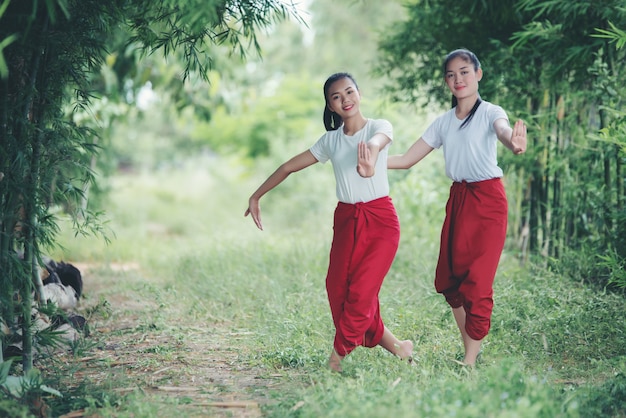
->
[495, 119, 527, 155]
[356, 132, 391, 178]
[245, 150, 318, 230]
[387, 138, 434, 169]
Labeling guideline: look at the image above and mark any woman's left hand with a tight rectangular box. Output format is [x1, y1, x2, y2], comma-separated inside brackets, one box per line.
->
[357, 142, 375, 177]
[511, 119, 527, 155]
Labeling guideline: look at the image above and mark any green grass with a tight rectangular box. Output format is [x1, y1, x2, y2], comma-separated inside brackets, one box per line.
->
[37, 155, 626, 417]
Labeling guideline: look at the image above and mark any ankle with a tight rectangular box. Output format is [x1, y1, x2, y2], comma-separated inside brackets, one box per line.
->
[398, 340, 414, 360]
[328, 350, 344, 372]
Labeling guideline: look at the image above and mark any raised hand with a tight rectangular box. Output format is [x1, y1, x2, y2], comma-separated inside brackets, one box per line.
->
[511, 119, 527, 155]
[357, 141, 375, 177]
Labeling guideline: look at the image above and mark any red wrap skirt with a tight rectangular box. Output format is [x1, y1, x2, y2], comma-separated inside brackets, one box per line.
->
[326, 196, 400, 356]
[435, 178, 508, 340]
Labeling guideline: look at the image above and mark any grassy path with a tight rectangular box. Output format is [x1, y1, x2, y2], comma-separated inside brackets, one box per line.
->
[41, 165, 626, 417]
[46, 262, 285, 418]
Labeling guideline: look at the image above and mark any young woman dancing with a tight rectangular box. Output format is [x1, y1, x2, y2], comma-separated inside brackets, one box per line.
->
[245, 72, 413, 372]
[388, 49, 527, 366]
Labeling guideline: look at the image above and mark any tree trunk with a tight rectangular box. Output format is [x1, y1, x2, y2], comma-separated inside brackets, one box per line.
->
[17, 11, 48, 373]
[617, 145, 623, 213]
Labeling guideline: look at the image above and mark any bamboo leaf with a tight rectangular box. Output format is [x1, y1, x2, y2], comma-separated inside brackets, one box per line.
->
[592, 22, 626, 50]
[0, 33, 17, 78]
[0, 0, 10, 17]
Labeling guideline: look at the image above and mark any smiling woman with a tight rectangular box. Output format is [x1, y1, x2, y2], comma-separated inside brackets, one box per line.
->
[245, 72, 413, 372]
[388, 48, 527, 367]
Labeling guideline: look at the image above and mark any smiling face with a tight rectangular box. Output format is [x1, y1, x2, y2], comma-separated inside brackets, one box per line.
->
[326, 77, 361, 118]
[444, 55, 483, 102]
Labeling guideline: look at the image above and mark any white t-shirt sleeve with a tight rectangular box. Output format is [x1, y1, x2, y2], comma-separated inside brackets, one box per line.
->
[422, 110, 452, 149]
[488, 103, 508, 125]
[309, 132, 330, 163]
[371, 118, 393, 145]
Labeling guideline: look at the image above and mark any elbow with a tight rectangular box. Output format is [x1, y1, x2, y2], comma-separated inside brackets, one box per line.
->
[277, 163, 294, 176]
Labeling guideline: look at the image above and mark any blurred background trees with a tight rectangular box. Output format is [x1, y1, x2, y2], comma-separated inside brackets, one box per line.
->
[0, 0, 301, 371]
[375, 0, 626, 287]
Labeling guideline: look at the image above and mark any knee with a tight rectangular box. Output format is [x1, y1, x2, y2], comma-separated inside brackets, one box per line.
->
[444, 291, 464, 308]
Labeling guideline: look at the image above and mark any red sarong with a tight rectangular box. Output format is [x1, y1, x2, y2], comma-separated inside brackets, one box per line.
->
[326, 196, 400, 356]
[435, 178, 507, 340]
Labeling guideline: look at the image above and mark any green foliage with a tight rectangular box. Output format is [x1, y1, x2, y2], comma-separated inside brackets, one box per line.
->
[593, 21, 626, 49]
[0, 0, 301, 374]
[375, 0, 626, 275]
[375, 0, 525, 108]
[191, 73, 321, 158]
[275, 360, 571, 418]
[127, 0, 303, 82]
[597, 248, 626, 290]
[0, 399, 31, 418]
[0, 366, 62, 399]
[0, 360, 63, 416]
[578, 370, 626, 417]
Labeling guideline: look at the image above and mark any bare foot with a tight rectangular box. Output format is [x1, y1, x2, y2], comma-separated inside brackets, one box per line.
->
[396, 340, 414, 361]
[328, 350, 344, 372]
[452, 359, 475, 374]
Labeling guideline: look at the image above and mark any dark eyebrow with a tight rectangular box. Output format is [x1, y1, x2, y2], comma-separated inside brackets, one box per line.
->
[330, 86, 354, 96]
[446, 65, 470, 73]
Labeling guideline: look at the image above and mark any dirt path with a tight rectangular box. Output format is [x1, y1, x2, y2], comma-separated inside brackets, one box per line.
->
[57, 263, 283, 418]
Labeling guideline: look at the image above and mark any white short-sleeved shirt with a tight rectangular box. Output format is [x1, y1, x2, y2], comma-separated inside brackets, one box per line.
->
[422, 101, 508, 182]
[309, 118, 393, 204]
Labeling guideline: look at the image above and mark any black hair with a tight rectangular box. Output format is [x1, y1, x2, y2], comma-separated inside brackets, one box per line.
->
[444, 49, 482, 129]
[322, 72, 358, 131]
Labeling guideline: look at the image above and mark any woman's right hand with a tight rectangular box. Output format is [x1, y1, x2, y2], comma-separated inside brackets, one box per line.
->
[245, 197, 263, 230]
[243, 150, 319, 231]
